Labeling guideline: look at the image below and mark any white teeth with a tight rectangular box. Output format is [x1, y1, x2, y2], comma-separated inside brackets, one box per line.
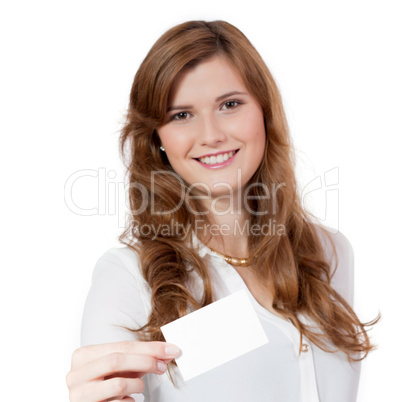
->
[199, 151, 236, 165]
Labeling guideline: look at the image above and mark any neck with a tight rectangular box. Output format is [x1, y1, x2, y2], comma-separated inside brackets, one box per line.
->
[196, 190, 250, 258]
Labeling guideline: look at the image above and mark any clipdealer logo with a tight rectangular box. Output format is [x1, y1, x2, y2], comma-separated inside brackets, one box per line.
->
[64, 167, 339, 233]
[301, 167, 339, 234]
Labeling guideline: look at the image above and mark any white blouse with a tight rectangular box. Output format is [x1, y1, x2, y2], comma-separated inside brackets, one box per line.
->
[81, 228, 361, 402]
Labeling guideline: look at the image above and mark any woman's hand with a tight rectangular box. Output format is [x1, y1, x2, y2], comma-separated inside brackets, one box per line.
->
[66, 340, 181, 402]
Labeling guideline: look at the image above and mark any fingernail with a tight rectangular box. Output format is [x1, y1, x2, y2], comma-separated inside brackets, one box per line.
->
[157, 361, 167, 372]
[165, 344, 181, 357]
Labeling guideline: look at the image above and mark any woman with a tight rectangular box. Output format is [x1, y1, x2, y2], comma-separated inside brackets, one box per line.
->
[66, 20, 377, 401]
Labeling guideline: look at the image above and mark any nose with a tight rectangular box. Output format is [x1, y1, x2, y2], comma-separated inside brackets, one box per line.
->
[197, 114, 227, 146]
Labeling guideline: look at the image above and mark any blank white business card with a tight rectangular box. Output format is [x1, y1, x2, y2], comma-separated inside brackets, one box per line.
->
[161, 289, 269, 381]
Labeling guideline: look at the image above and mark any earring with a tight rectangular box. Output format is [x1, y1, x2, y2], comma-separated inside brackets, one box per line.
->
[160, 146, 165, 152]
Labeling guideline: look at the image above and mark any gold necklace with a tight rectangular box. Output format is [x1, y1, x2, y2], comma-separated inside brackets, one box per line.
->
[209, 248, 250, 267]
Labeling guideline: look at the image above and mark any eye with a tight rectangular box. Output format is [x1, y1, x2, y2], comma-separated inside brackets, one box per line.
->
[221, 100, 241, 110]
[171, 111, 190, 121]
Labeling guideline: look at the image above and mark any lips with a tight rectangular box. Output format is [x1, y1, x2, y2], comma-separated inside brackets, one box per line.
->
[195, 149, 239, 166]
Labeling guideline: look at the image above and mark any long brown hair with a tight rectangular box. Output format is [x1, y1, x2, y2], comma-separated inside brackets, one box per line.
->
[118, 20, 378, 364]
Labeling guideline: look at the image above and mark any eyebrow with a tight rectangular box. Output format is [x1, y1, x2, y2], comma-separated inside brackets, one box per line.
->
[167, 91, 248, 112]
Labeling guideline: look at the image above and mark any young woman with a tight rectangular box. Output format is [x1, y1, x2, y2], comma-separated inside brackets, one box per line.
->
[66, 20, 378, 402]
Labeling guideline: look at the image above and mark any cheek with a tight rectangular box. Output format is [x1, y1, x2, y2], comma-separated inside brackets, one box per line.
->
[159, 128, 190, 157]
[238, 109, 266, 145]
[252, 109, 266, 143]
[158, 128, 195, 175]
[245, 111, 266, 167]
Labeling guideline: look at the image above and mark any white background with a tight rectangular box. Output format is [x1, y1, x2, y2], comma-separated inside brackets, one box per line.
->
[1, 0, 400, 400]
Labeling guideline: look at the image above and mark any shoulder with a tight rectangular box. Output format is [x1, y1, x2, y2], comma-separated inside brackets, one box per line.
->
[314, 225, 354, 268]
[91, 246, 148, 289]
[314, 224, 355, 307]
[93, 245, 139, 271]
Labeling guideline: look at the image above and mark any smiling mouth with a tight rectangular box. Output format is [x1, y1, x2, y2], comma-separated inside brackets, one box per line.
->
[195, 149, 239, 165]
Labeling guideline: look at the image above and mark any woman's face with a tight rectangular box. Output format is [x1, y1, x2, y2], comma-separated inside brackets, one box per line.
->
[157, 56, 266, 199]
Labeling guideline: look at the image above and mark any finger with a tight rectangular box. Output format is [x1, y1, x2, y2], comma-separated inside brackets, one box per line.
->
[92, 377, 144, 401]
[108, 397, 135, 402]
[68, 353, 169, 387]
[108, 357, 175, 379]
[70, 377, 142, 402]
[71, 341, 180, 370]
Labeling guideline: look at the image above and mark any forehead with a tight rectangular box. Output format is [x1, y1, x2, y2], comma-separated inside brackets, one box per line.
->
[168, 56, 247, 104]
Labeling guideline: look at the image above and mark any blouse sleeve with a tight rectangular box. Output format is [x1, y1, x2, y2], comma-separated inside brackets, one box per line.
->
[80, 247, 151, 401]
[80, 247, 150, 346]
[317, 226, 355, 308]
